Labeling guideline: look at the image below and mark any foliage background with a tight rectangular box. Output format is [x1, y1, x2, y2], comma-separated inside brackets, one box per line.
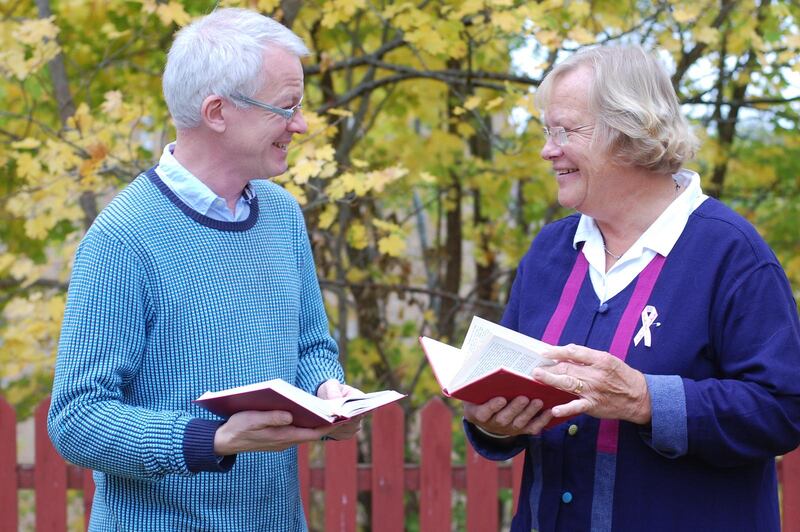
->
[1, 0, 798, 497]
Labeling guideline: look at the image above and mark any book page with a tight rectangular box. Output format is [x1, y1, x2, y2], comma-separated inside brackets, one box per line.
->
[334, 390, 406, 418]
[463, 316, 553, 355]
[461, 316, 504, 355]
[451, 335, 554, 389]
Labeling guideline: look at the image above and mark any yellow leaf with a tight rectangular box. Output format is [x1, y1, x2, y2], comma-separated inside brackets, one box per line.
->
[372, 219, 400, 232]
[419, 171, 437, 184]
[1, 48, 31, 79]
[0, 253, 16, 273]
[156, 1, 192, 27]
[15, 153, 42, 180]
[673, 5, 702, 24]
[347, 222, 369, 250]
[101, 90, 124, 115]
[315, 144, 336, 161]
[11, 138, 41, 150]
[351, 158, 369, 169]
[567, 1, 591, 19]
[456, 122, 475, 137]
[14, 16, 59, 46]
[326, 108, 353, 117]
[567, 27, 595, 45]
[536, 29, 560, 49]
[464, 96, 482, 111]
[492, 12, 520, 33]
[453, 0, 484, 19]
[345, 267, 369, 283]
[317, 204, 338, 230]
[378, 234, 406, 257]
[694, 26, 719, 45]
[291, 158, 321, 184]
[405, 26, 448, 56]
[485, 96, 504, 111]
[340, 172, 362, 194]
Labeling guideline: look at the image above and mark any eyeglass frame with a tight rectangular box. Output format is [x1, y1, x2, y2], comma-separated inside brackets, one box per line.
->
[542, 124, 593, 146]
[231, 92, 304, 121]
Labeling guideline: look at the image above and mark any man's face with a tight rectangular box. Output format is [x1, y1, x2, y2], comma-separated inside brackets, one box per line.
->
[226, 47, 307, 180]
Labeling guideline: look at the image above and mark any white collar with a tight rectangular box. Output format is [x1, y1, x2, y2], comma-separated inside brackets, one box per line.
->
[573, 168, 707, 260]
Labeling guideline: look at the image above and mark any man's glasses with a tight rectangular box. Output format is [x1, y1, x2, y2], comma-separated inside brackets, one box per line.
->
[231, 93, 303, 121]
[542, 124, 593, 147]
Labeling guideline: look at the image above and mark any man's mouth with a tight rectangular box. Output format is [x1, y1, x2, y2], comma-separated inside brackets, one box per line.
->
[272, 142, 289, 151]
[556, 168, 578, 176]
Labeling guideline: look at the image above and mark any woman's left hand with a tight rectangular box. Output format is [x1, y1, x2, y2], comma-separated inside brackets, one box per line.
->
[531, 344, 652, 425]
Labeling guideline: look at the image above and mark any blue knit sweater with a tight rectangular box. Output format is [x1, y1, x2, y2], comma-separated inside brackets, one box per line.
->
[48, 169, 343, 531]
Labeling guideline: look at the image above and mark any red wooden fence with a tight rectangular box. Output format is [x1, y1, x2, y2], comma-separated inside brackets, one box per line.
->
[3, 396, 800, 531]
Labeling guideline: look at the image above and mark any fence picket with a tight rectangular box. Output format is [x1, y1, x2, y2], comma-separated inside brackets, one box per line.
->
[34, 398, 67, 531]
[298, 442, 310, 523]
[466, 445, 498, 531]
[82, 468, 94, 530]
[0, 397, 18, 532]
[512, 454, 525, 515]
[371, 403, 405, 532]
[783, 451, 800, 532]
[420, 398, 452, 532]
[3, 397, 800, 531]
[324, 437, 357, 532]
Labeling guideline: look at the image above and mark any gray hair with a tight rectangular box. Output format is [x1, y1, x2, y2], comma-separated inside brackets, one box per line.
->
[536, 45, 698, 174]
[163, 8, 309, 130]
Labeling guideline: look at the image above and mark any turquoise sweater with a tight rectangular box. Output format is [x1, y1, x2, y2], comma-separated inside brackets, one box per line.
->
[48, 169, 343, 531]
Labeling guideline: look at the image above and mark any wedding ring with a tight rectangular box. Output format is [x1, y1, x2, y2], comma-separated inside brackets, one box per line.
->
[573, 379, 584, 396]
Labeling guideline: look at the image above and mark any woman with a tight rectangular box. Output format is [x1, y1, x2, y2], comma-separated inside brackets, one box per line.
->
[463, 45, 800, 532]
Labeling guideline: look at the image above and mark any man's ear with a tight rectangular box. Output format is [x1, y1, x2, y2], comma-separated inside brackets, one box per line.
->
[200, 95, 227, 133]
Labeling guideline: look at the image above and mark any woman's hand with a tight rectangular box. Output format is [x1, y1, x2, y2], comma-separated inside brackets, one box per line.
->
[463, 396, 552, 437]
[532, 344, 652, 424]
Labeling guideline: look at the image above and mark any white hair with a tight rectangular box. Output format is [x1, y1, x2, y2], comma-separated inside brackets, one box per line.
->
[163, 8, 309, 130]
[536, 45, 698, 174]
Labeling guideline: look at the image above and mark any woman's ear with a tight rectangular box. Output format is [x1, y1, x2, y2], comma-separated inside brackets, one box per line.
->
[200, 95, 227, 133]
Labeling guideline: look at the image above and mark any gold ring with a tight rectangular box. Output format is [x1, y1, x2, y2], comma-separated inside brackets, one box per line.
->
[573, 379, 584, 395]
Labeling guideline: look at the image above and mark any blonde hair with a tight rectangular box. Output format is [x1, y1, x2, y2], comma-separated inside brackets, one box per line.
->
[535, 45, 698, 174]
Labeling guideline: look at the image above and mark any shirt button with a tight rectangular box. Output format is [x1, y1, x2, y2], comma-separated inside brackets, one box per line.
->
[568, 424, 578, 436]
[562, 491, 573, 504]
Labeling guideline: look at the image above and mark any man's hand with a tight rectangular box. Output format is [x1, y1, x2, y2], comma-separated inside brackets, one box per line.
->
[463, 396, 551, 437]
[214, 410, 330, 455]
[317, 379, 364, 441]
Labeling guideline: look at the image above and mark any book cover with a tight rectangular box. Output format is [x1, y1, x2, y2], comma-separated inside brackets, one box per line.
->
[195, 385, 334, 428]
[194, 379, 405, 429]
[419, 318, 578, 430]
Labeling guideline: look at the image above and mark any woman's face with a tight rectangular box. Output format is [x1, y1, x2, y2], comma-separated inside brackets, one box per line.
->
[540, 66, 612, 214]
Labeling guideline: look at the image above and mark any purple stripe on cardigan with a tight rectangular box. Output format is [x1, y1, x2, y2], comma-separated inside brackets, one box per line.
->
[597, 254, 666, 454]
[541, 253, 589, 345]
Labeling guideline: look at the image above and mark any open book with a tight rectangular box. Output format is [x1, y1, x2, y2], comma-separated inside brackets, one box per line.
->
[419, 316, 577, 428]
[194, 378, 405, 429]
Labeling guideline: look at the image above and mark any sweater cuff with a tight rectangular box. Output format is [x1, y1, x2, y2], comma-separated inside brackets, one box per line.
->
[639, 374, 688, 458]
[463, 419, 526, 460]
[183, 418, 236, 473]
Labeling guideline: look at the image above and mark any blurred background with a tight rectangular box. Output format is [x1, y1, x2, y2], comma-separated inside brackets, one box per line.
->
[1, 0, 798, 529]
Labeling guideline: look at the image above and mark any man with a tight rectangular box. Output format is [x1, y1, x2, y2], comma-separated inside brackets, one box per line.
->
[48, 8, 359, 531]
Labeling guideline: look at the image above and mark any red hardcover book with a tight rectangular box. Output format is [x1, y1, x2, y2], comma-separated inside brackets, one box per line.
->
[419, 316, 577, 430]
[194, 378, 405, 429]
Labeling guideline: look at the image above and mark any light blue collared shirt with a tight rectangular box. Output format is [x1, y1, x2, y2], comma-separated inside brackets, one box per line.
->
[154, 142, 254, 222]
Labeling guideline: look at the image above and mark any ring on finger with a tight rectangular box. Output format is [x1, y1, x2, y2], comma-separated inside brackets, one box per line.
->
[572, 379, 584, 396]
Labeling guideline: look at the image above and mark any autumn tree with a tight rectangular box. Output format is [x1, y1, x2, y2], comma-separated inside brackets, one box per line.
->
[1, 0, 798, 429]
